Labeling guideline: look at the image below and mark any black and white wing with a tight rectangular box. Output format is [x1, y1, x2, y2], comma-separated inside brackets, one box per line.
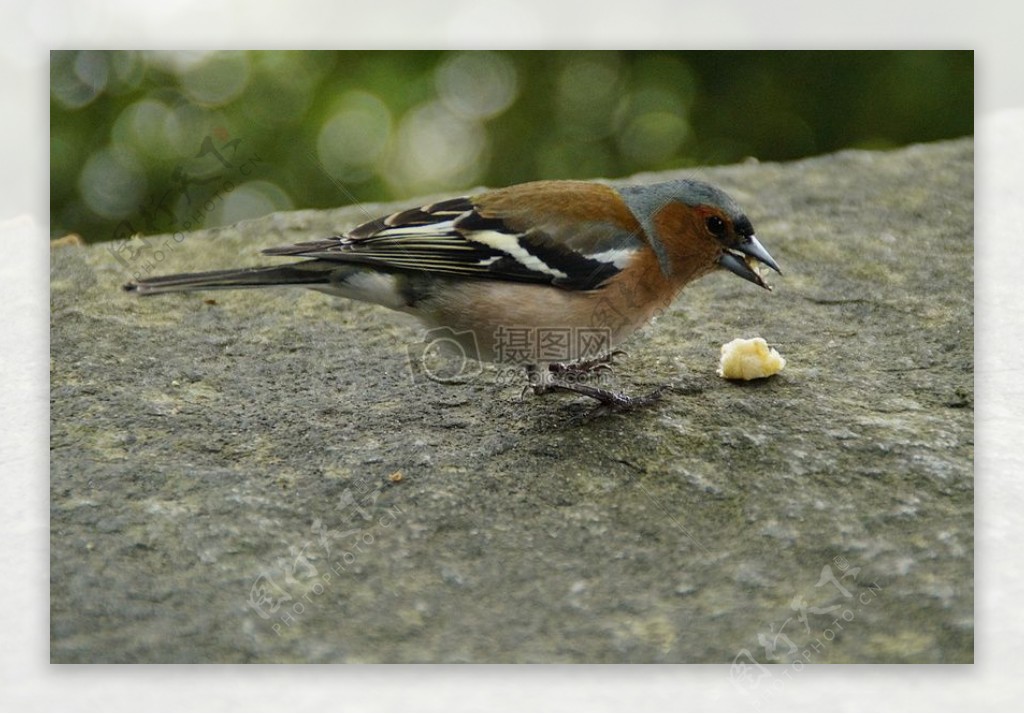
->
[263, 184, 645, 291]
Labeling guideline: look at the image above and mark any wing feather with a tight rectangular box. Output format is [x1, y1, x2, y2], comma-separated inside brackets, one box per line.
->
[262, 185, 643, 290]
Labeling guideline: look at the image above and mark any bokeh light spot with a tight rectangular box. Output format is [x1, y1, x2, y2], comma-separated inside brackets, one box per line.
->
[317, 91, 393, 182]
[77, 145, 147, 220]
[618, 111, 690, 166]
[436, 51, 519, 120]
[112, 99, 178, 161]
[388, 100, 486, 194]
[51, 50, 107, 109]
[74, 51, 109, 95]
[107, 51, 146, 94]
[179, 52, 251, 107]
[206, 180, 294, 228]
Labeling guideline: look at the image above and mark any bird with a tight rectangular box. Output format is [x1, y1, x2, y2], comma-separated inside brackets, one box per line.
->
[124, 178, 780, 411]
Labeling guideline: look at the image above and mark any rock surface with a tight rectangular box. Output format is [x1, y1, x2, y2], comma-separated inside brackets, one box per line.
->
[50, 138, 973, 665]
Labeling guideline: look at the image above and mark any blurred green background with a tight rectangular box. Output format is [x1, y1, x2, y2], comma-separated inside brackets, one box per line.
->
[50, 50, 972, 243]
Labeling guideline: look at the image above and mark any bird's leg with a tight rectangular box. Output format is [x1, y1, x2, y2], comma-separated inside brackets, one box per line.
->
[523, 361, 668, 414]
[548, 350, 628, 379]
[542, 381, 670, 413]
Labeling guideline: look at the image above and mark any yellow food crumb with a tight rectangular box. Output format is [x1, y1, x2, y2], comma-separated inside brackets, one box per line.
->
[717, 337, 786, 380]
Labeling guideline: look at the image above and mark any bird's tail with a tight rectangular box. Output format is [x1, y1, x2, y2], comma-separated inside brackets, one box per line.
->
[123, 263, 334, 296]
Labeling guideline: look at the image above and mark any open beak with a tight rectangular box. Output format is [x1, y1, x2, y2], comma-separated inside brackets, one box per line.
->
[718, 235, 782, 290]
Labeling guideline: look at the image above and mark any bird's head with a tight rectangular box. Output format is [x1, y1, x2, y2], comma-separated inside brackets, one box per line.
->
[619, 179, 782, 290]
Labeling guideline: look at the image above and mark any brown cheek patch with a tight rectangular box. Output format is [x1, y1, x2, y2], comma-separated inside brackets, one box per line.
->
[653, 203, 720, 280]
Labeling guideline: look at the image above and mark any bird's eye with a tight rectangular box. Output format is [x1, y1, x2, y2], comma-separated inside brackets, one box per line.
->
[706, 216, 727, 236]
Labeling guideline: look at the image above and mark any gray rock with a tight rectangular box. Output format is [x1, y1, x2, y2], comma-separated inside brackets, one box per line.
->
[50, 138, 973, 664]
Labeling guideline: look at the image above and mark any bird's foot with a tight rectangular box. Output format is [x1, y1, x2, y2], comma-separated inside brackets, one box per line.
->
[522, 359, 670, 415]
[536, 380, 671, 417]
[548, 350, 628, 379]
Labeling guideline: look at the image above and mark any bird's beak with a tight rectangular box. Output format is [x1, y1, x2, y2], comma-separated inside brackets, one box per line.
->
[718, 235, 782, 290]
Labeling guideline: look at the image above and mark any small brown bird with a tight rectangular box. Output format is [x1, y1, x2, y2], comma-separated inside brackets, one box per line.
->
[125, 179, 780, 410]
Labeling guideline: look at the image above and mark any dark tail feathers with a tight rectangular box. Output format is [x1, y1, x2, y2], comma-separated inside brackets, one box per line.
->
[123, 263, 333, 296]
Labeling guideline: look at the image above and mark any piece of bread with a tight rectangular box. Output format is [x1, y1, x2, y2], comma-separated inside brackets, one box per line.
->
[717, 337, 786, 380]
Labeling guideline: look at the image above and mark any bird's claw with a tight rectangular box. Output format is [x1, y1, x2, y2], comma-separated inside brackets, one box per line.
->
[549, 350, 629, 378]
[522, 356, 675, 416]
[542, 381, 671, 418]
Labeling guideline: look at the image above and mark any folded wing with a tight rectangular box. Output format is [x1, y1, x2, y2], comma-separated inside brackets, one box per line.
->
[263, 184, 644, 291]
